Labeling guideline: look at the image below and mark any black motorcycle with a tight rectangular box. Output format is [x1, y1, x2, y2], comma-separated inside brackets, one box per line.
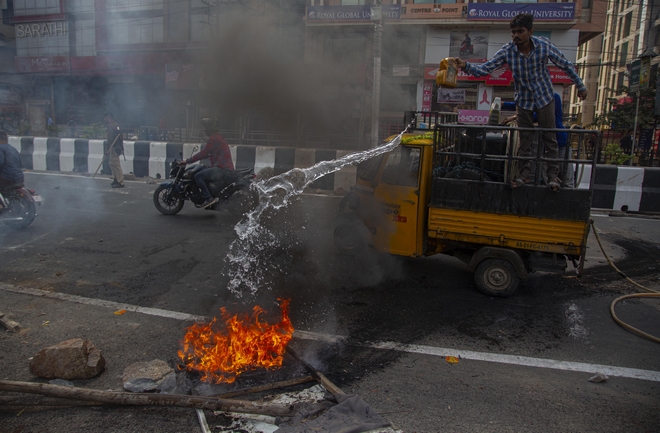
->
[0, 184, 43, 228]
[153, 159, 258, 216]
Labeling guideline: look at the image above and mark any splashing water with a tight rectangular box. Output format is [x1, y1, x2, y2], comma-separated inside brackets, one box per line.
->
[225, 132, 404, 297]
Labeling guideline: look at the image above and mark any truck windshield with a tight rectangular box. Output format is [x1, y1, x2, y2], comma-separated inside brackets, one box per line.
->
[381, 146, 420, 187]
[357, 155, 384, 181]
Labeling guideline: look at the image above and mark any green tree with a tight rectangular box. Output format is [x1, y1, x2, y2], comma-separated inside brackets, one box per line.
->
[604, 86, 656, 131]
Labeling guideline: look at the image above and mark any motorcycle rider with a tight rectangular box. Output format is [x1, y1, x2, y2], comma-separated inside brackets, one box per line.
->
[0, 130, 24, 191]
[179, 118, 235, 208]
[0, 130, 24, 210]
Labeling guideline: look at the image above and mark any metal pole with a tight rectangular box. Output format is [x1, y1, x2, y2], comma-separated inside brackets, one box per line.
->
[370, 6, 383, 148]
[630, 90, 640, 165]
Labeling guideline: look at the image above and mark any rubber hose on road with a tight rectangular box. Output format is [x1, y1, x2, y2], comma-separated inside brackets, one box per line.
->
[590, 221, 660, 344]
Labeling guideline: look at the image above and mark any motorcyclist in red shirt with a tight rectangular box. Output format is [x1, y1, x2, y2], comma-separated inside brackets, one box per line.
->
[180, 118, 234, 208]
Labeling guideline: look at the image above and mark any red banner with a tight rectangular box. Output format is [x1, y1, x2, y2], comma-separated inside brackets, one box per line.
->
[426, 64, 576, 86]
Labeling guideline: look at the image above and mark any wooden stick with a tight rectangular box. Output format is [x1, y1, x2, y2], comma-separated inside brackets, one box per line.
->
[216, 375, 316, 399]
[0, 380, 292, 417]
[285, 348, 345, 399]
[0, 396, 104, 407]
[196, 408, 212, 433]
[92, 133, 120, 179]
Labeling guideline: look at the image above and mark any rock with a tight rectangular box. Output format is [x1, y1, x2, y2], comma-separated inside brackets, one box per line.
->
[29, 338, 106, 380]
[123, 173, 136, 181]
[589, 372, 609, 383]
[0, 312, 21, 333]
[160, 371, 193, 395]
[122, 360, 176, 393]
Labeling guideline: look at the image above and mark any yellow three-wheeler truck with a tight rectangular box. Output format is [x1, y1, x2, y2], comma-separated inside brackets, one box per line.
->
[335, 111, 598, 297]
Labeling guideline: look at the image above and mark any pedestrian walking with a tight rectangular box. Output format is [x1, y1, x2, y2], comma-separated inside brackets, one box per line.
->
[104, 112, 125, 188]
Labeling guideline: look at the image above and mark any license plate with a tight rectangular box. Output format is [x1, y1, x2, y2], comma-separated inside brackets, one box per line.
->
[32, 195, 44, 204]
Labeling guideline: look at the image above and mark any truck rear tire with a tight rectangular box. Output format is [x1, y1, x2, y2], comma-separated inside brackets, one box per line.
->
[474, 258, 520, 297]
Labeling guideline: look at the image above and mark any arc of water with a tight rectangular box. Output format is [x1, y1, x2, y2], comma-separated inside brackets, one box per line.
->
[226, 131, 405, 296]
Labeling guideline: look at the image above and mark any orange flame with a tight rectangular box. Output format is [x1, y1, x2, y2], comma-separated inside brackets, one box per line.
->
[177, 299, 294, 384]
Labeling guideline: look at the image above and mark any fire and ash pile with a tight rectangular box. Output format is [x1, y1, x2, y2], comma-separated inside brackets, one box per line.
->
[178, 300, 294, 384]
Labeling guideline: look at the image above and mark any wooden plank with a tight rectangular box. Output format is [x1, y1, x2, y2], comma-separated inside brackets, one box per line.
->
[0, 380, 293, 417]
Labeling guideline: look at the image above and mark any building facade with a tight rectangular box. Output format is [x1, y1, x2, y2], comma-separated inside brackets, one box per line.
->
[0, 0, 605, 149]
[588, 0, 660, 126]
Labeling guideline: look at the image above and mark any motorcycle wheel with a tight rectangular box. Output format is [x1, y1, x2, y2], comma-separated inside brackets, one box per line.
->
[153, 185, 184, 215]
[228, 188, 259, 217]
[4, 194, 36, 229]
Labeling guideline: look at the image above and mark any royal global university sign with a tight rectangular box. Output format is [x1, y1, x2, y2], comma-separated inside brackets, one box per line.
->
[467, 3, 576, 21]
[307, 5, 401, 22]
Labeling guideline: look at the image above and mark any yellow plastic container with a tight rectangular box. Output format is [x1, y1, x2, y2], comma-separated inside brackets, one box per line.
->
[435, 58, 458, 88]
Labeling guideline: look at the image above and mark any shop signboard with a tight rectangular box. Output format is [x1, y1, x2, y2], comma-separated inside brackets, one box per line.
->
[458, 110, 490, 125]
[401, 4, 466, 20]
[15, 21, 67, 38]
[165, 64, 200, 90]
[547, 66, 574, 84]
[422, 82, 433, 111]
[437, 88, 466, 104]
[307, 5, 400, 22]
[15, 56, 70, 73]
[640, 56, 651, 90]
[638, 128, 654, 152]
[450, 30, 489, 61]
[0, 85, 22, 105]
[629, 59, 641, 93]
[466, 3, 575, 21]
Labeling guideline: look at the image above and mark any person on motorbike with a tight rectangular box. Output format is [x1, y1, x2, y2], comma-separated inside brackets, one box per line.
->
[179, 118, 235, 208]
[0, 130, 24, 192]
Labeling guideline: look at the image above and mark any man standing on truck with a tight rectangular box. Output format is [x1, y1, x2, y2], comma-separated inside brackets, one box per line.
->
[455, 13, 587, 191]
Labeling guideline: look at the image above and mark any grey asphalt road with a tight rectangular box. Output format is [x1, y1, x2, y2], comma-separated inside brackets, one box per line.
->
[1, 172, 659, 433]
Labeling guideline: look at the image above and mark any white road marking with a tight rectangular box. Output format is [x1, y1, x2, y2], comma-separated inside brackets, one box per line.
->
[0, 283, 206, 322]
[2, 283, 659, 383]
[0, 233, 50, 250]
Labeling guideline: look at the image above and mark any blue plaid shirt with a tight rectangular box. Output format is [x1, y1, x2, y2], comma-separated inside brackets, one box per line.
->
[463, 36, 586, 111]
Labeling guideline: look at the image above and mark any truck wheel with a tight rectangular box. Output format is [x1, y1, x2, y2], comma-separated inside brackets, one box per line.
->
[474, 258, 520, 297]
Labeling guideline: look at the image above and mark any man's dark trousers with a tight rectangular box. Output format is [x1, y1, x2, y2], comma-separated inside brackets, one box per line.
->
[194, 167, 234, 200]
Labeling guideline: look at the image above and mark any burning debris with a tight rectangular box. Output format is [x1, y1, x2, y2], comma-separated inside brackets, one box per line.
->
[178, 300, 294, 384]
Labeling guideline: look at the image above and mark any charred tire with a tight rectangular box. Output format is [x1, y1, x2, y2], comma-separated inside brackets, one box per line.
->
[473, 258, 520, 298]
[153, 185, 184, 215]
[228, 188, 259, 217]
[334, 214, 370, 255]
[4, 195, 36, 228]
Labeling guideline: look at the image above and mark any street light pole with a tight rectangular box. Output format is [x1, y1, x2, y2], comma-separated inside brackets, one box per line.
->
[370, 3, 383, 148]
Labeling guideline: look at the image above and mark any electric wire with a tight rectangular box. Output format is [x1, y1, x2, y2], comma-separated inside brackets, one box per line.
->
[590, 220, 660, 344]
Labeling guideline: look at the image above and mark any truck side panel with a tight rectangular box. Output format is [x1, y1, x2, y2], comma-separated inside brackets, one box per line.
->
[428, 208, 587, 255]
[430, 178, 592, 223]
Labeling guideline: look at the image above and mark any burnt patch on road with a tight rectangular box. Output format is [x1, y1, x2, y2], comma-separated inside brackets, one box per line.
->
[581, 237, 660, 289]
